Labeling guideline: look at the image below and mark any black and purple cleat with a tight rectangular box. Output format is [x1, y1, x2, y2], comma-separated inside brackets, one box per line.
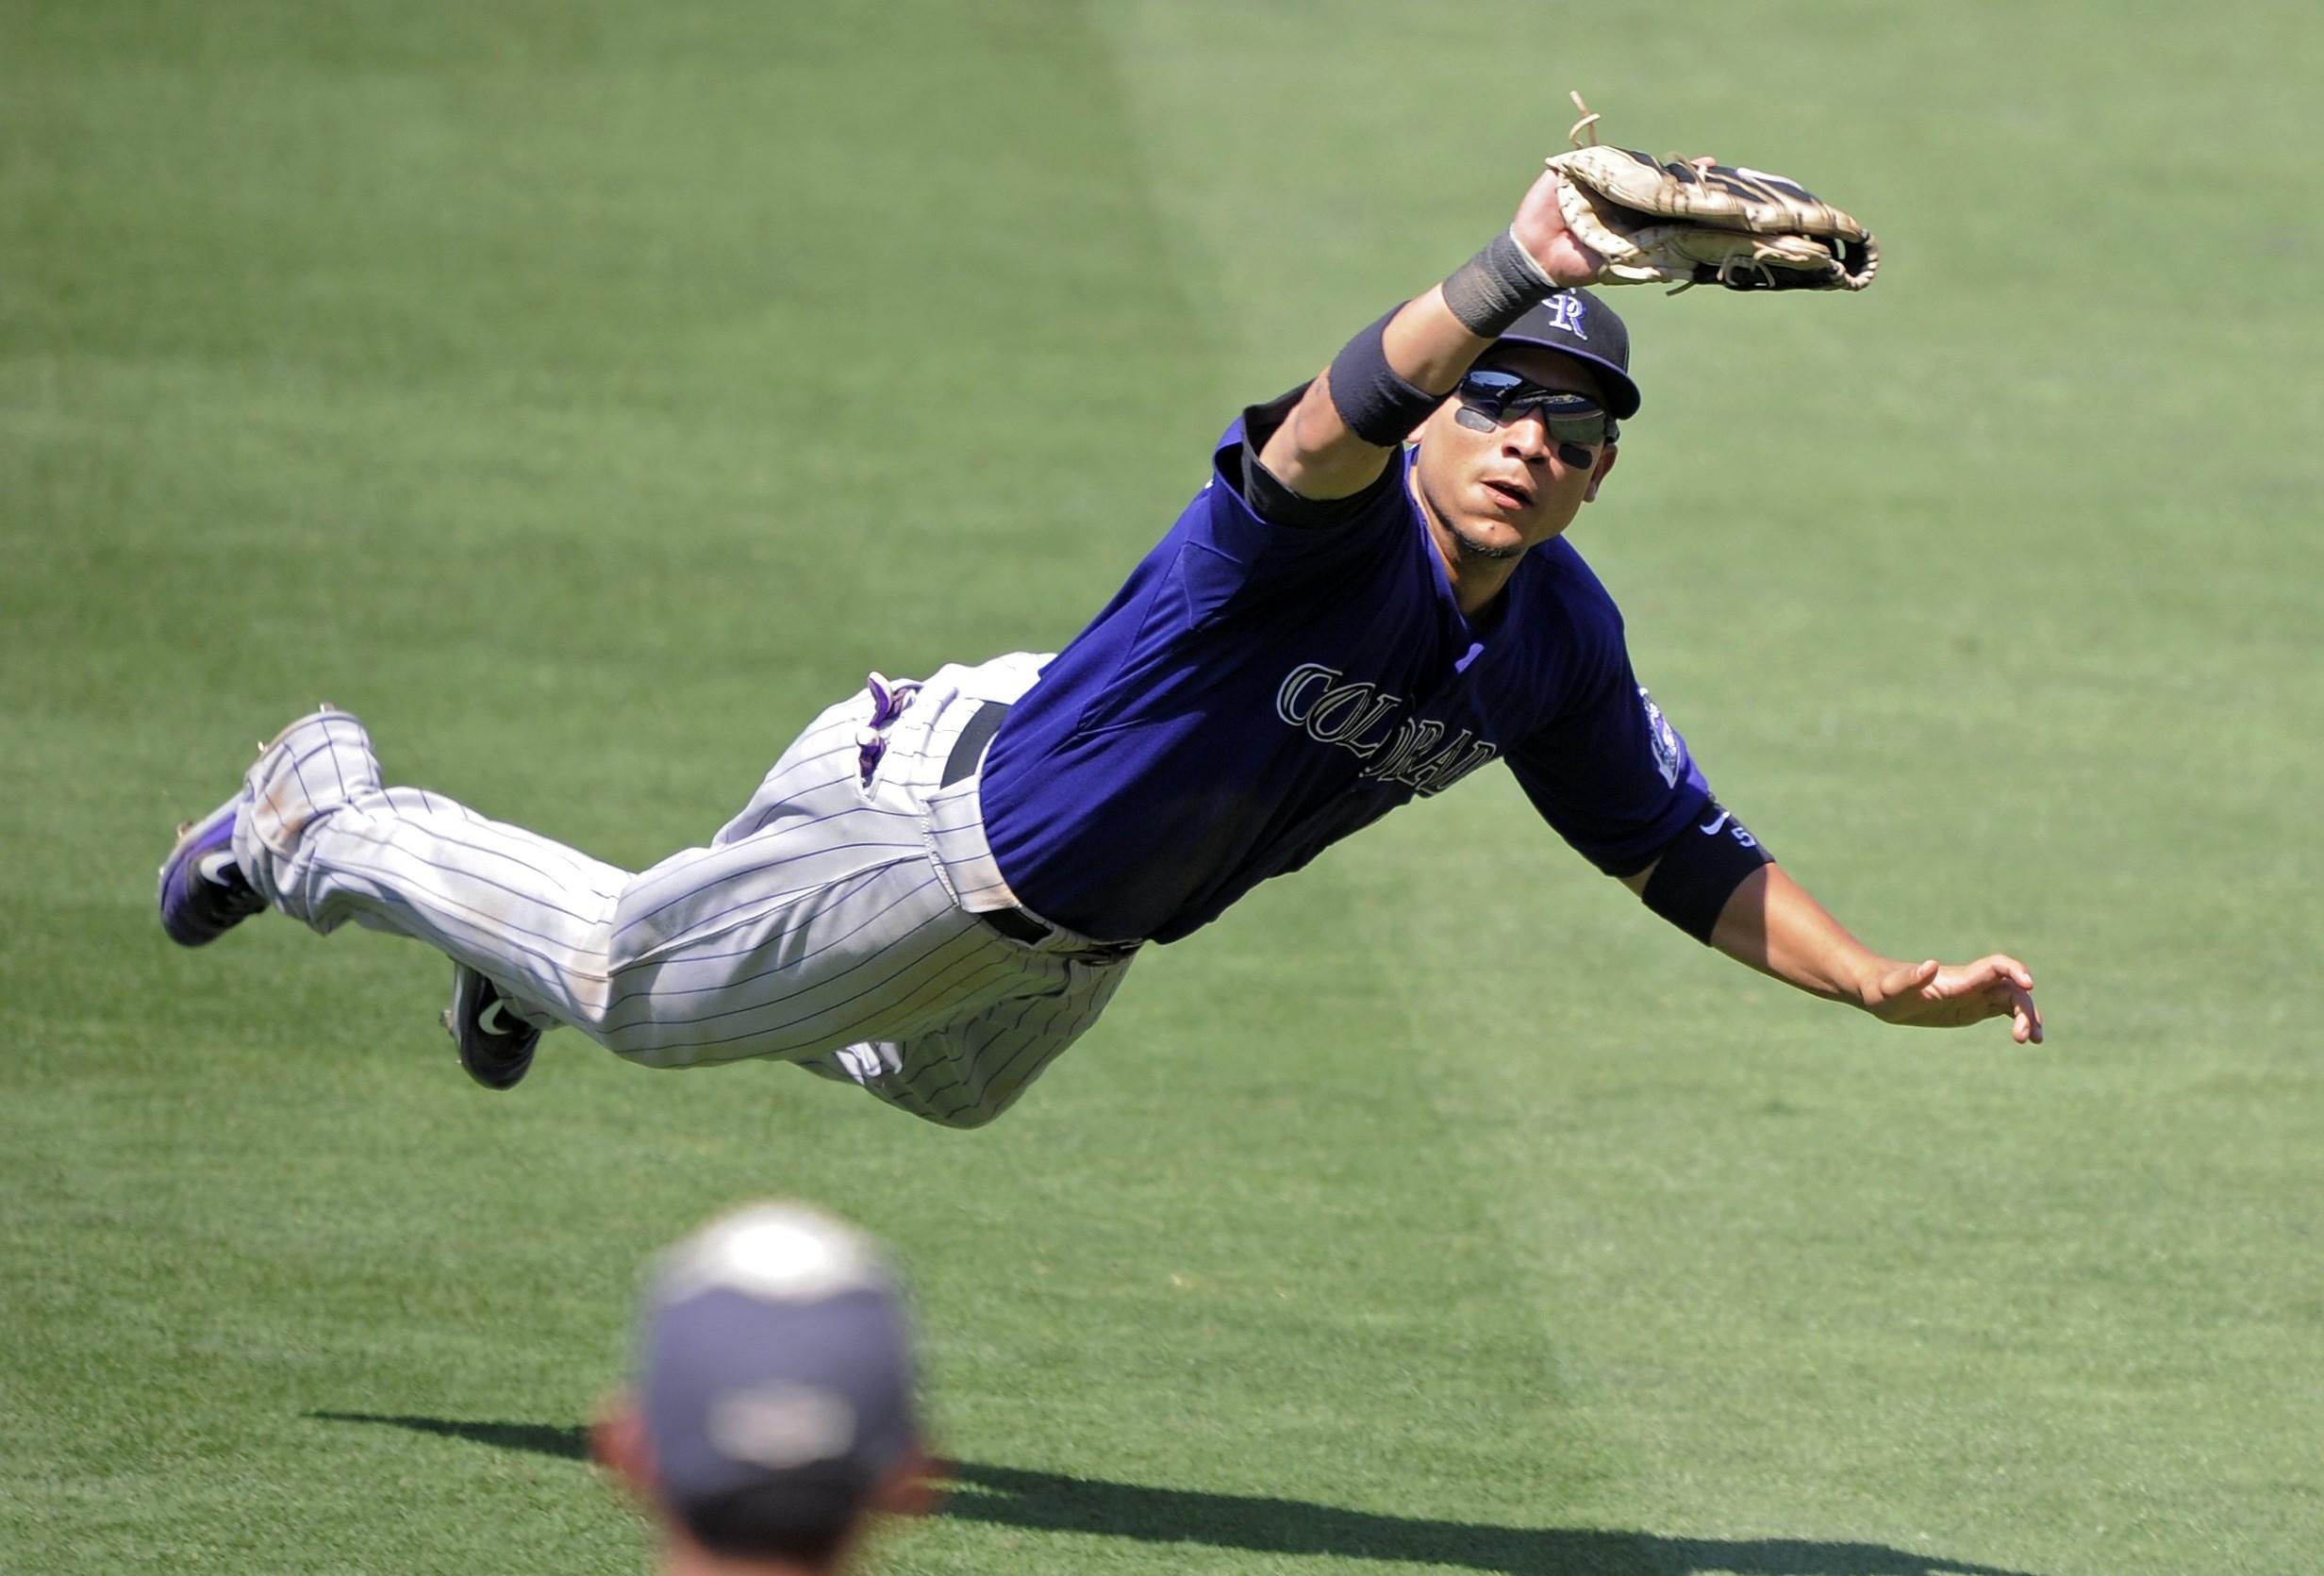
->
[158, 799, 267, 947]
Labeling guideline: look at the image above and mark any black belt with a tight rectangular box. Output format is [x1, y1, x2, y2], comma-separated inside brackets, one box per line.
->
[982, 904, 1139, 954]
[977, 904, 1054, 946]
[934, 701, 1053, 946]
[937, 703, 1137, 954]
[940, 701, 1010, 788]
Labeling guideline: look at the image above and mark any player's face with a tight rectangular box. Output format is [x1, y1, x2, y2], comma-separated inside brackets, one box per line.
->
[1410, 346, 1618, 562]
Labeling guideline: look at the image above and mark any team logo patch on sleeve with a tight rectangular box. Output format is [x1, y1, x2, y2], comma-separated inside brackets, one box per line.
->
[1637, 686, 1683, 788]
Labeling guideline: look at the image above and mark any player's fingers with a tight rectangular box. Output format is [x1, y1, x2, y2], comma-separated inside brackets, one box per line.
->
[1991, 982, 2041, 1043]
[1872, 958, 1940, 1008]
[1981, 953, 2035, 992]
[1950, 954, 2034, 1000]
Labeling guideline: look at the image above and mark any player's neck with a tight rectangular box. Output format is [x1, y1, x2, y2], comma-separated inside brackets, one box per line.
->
[658, 1535, 829, 1576]
[1424, 517, 1520, 620]
[1410, 466, 1521, 619]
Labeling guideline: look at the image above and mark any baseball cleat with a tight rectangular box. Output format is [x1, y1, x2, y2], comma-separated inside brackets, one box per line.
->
[158, 798, 267, 946]
[443, 963, 541, 1091]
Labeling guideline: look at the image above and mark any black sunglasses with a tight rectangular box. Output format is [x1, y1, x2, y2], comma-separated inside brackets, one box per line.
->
[1452, 369, 1617, 466]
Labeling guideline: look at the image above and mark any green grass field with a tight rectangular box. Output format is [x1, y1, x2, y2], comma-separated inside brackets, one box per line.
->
[6, 3, 2320, 1571]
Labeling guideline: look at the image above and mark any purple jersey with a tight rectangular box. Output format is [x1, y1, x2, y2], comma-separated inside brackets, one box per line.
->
[977, 397, 1714, 944]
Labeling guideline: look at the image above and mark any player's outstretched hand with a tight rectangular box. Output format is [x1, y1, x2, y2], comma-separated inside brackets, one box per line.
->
[1863, 954, 2043, 1044]
[1510, 168, 1606, 290]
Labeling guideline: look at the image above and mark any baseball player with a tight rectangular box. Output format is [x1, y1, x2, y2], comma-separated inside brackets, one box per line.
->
[592, 1201, 935, 1574]
[158, 158, 2040, 1127]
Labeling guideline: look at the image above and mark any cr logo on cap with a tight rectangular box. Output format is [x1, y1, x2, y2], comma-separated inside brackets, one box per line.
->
[1544, 294, 1589, 340]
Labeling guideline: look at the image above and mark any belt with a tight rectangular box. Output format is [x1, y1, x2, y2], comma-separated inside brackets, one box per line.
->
[935, 703, 1132, 954]
[932, 701, 1050, 946]
[939, 700, 1010, 789]
[977, 903, 1054, 946]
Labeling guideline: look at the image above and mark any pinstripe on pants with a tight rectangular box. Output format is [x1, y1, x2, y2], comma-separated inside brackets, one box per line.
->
[232, 655, 1136, 1128]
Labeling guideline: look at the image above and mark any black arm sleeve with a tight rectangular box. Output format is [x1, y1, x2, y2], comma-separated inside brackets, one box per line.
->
[1638, 800, 1773, 944]
[1232, 384, 1403, 530]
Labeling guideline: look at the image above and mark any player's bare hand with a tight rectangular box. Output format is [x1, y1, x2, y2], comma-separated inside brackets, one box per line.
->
[1511, 168, 1604, 288]
[1862, 954, 2043, 1043]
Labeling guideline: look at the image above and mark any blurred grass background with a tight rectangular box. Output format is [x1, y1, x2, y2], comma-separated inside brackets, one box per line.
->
[3, 2, 2318, 1571]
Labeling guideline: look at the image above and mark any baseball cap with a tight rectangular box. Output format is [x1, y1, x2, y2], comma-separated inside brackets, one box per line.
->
[637, 1203, 921, 1564]
[1494, 289, 1640, 420]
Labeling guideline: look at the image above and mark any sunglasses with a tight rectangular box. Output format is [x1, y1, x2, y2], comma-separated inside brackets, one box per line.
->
[1452, 369, 1617, 466]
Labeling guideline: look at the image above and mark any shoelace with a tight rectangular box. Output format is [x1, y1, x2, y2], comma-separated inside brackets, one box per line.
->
[207, 872, 266, 921]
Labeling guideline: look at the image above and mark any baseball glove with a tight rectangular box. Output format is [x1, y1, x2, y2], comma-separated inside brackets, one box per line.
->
[1545, 96, 1878, 293]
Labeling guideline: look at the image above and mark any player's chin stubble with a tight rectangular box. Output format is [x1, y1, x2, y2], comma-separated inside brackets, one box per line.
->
[1449, 520, 1525, 561]
[1418, 474, 1526, 562]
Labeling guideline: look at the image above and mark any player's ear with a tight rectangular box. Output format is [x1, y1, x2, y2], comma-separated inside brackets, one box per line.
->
[590, 1390, 655, 1501]
[1584, 441, 1618, 503]
[871, 1443, 947, 1520]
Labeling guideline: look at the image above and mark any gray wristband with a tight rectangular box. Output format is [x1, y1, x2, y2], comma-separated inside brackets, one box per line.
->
[1440, 227, 1557, 338]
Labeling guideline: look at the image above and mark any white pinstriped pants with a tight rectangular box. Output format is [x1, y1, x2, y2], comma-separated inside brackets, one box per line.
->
[231, 655, 1136, 1128]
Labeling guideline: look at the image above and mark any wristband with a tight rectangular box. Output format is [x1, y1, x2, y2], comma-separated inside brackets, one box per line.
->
[1440, 227, 1558, 338]
[1325, 307, 1445, 448]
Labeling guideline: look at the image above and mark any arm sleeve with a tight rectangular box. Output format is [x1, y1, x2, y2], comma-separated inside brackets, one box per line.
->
[1503, 653, 1715, 878]
[1233, 386, 1403, 530]
[1192, 390, 1410, 572]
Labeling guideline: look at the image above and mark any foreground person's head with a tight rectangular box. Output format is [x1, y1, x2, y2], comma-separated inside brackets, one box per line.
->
[594, 1203, 935, 1575]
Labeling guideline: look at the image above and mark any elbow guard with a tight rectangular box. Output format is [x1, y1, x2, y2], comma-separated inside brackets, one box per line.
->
[1639, 801, 1773, 944]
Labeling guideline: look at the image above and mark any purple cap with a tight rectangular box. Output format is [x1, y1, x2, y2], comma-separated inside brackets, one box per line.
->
[1495, 288, 1640, 419]
[638, 1203, 919, 1562]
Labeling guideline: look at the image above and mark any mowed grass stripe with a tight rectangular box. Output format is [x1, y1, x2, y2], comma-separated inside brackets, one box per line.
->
[4, 5, 1223, 1574]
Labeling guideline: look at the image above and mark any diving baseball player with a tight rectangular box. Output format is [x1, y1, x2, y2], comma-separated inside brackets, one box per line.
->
[158, 158, 2041, 1128]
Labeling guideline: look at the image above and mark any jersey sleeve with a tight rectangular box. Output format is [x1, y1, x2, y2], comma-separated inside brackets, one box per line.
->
[1503, 647, 1715, 879]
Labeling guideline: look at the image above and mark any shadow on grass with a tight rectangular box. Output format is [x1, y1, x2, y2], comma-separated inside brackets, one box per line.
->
[309, 1412, 2037, 1576]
